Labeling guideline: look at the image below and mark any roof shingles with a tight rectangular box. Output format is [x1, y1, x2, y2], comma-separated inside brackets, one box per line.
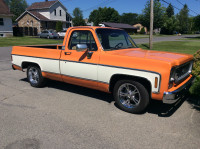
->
[0, 0, 13, 15]
[27, 0, 57, 10]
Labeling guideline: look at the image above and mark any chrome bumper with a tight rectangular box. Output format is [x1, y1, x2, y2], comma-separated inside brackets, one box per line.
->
[163, 76, 195, 104]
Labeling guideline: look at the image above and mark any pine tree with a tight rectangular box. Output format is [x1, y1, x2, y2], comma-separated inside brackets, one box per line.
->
[166, 3, 174, 18]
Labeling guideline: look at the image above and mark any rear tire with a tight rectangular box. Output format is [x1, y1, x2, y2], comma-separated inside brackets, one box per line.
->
[27, 65, 46, 88]
[113, 80, 149, 114]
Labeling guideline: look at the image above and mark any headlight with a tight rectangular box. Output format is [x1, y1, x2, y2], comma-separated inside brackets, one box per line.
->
[168, 67, 176, 89]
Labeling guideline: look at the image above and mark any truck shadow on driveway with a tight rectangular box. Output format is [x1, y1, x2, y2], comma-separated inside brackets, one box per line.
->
[21, 78, 187, 117]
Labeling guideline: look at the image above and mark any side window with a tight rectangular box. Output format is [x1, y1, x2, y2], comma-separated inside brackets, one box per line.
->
[0, 18, 3, 26]
[68, 30, 98, 51]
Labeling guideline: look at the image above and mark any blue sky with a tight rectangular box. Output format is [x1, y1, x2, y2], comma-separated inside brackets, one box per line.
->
[28, 0, 200, 18]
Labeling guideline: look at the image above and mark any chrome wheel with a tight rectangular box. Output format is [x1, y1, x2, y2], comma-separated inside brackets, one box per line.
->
[28, 67, 39, 84]
[118, 83, 141, 108]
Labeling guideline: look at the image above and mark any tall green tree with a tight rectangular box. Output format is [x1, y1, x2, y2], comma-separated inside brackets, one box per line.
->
[139, 0, 165, 31]
[9, 0, 28, 22]
[161, 3, 177, 34]
[88, 7, 120, 26]
[72, 8, 86, 26]
[120, 13, 138, 25]
[194, 15, 200, 31]
[177, 4, 189, 33]
[166, 3, 174, 17]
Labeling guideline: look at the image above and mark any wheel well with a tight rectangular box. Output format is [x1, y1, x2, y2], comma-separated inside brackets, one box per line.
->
[109, 74, 152, 95]
[22, 62, 40, 69]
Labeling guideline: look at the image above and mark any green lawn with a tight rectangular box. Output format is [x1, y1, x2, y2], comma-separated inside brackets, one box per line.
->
[0, 37, 63, 47]
[138, 41, 200, 54]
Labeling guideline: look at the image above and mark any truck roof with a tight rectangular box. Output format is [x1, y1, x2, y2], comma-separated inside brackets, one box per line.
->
[68, 26, 122, 30]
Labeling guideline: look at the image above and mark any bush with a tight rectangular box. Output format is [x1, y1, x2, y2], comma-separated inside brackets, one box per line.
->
[190, 77, 200, 97]
[56, 21, 63, 32]
[140, 27, 145, 34]
[192, 50, 200, 77]
[191, 49, 200, 97]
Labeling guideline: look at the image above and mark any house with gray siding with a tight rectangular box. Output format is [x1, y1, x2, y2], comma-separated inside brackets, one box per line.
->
[16, 0, 72, 33]
[0, 0, 13, 37]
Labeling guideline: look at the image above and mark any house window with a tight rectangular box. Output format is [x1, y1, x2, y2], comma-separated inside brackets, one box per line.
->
[0, 18, 4, 26]
[30, 21, 33, 27]
[54, 9, 56, 16]
[60, 10, 62, 16]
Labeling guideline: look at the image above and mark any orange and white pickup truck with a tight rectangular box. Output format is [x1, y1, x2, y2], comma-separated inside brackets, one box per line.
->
[11, 26, 195, 113]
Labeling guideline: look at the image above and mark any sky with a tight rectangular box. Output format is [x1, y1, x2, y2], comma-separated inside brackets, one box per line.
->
[28, 0, 200, 18]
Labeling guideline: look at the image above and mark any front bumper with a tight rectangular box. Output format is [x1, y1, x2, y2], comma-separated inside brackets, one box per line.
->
[163, 76, 195, 104]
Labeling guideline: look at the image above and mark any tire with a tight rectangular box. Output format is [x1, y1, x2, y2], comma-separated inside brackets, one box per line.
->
[113, 80, 149, 114]
[47, 36, 50, 39]
[27, 65, 46, 88]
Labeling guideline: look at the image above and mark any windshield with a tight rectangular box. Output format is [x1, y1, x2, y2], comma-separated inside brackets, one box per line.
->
[96, 28, 137, 51]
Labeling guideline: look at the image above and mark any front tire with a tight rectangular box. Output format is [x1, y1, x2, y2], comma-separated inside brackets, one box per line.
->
[27, 65, 46, 87]
[113, 80, 149, 114]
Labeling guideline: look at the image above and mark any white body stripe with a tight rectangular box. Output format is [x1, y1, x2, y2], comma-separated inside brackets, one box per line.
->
[12, 55, 60, 74]
[98, 66, 160, 92]
[60, 61, 97, 80]
[12, 55, 160, 93]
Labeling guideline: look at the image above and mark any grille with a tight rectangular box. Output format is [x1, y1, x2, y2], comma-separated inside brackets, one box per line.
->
[174, 61, 193, 84]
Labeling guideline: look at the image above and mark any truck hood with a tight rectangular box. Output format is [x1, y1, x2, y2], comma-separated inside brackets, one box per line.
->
[108, 48, 193, 65]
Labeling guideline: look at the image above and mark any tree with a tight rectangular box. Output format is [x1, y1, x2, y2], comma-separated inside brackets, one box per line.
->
[88, 7, 120, 26]
[139, 0, 165, 31]
[161, 16, 178, 34]
[9, 0, 28, 22]
[177, 4, 189, 33]
[120, 13, 138, 25]
[72, 8, 86, 26]
[194, 15, 200, 31]
[166, 3, 174, 18]
[56, 21, 63, 32]
[161, 3, 177, 35]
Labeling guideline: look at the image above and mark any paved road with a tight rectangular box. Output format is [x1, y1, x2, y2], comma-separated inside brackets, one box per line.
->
[134, 34, 199, 44]
[0, 41, 200, 149]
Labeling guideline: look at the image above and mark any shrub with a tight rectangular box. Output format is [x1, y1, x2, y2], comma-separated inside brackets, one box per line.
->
[140, 27, 145, 34]
[191, 49, 200, 97]
[190, 77, 200, 97]
[192, 49, 200, 77]
[56, 21, 63, 32]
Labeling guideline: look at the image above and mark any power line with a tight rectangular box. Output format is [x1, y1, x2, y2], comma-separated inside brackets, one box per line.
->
[160, 0, 196, 16]
[160, 0, 181, 11]
[176, 0, 199, 15]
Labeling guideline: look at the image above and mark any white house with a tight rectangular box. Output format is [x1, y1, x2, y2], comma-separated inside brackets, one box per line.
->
[0, 0, 13, 37]
[16, 0, 72, 33]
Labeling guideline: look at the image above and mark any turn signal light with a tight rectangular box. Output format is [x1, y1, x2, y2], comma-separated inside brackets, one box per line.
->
[154, 77, 158, 88]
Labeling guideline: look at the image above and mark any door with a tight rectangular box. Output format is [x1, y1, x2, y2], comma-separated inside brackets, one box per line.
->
[60, 29, 100, 88]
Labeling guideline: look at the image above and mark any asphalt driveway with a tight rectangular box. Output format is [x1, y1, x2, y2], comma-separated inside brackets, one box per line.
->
[0, 46, 200, 149]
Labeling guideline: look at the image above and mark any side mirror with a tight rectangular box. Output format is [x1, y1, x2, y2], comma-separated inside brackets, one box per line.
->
[76, 44, 87, 52]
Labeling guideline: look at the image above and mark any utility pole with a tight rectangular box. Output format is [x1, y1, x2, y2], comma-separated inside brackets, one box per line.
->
[149, 0, 154, 49]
